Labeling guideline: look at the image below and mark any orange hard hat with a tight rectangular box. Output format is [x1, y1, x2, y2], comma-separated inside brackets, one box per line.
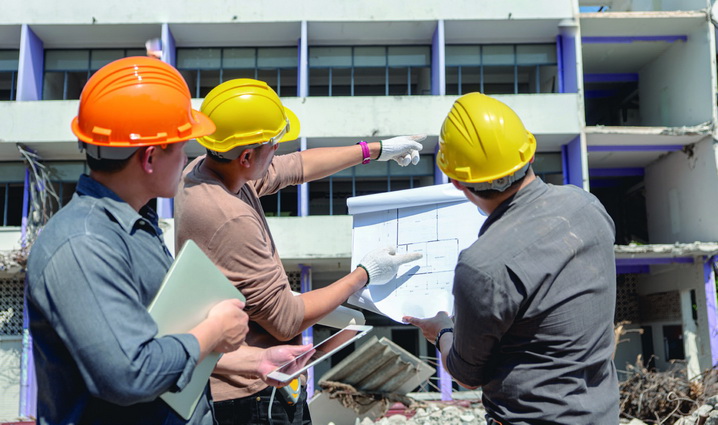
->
[71, 56, 214, 148]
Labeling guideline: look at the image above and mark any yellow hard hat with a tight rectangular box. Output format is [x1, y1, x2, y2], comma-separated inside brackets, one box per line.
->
[437, 92, 536, 184]
[197, 79, 300, 152]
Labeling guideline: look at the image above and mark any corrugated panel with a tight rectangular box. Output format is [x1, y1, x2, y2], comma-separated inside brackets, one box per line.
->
[319, 335, 435, 395]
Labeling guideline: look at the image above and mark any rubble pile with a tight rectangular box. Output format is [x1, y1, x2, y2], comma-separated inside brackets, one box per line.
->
[619, 358, 718, 425]
[361, 404, 488, 425]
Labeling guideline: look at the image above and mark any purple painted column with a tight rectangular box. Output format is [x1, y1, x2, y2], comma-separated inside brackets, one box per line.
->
[20, 168, 37, 417]
[437, 348, 452, 401]
[17, 24, 44, 101]
[561, 136, 583, 187]
[557, 20, 578, 94]
[298, 137, 309, 216]
[298, 21, 308, 98]
[434, 143, 448, 185]
[703, 258, 718, 367]
[156, 23, 177, 219]
[299, 265, 314, 396]
[431, 20, 445, 96]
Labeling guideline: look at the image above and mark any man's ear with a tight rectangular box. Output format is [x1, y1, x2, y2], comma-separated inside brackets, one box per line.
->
[238, 148, 255, 168]
[139, 146, 155, 174]
[450, 178, 466, 193]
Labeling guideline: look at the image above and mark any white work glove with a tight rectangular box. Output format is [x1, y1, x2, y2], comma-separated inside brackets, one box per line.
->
[378, 134, 426, 166]
[358, 247, 423, 286]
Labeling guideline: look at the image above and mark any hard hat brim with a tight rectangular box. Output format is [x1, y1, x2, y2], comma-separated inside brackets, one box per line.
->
[281, 107, 301, 142]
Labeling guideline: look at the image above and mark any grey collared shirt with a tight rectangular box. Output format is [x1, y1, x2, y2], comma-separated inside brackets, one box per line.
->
[447, 178, 619, 425]
[26, 174, 212, 425]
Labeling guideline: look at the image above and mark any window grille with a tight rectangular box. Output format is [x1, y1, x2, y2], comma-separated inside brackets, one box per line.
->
[446, 44, 558, 95]
[43, 48, 146, 100]
[0, 275, 25, 336]
[287, 271, 301, 293]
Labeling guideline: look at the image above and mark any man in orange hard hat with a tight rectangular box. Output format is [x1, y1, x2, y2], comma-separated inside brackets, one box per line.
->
[404, 93, 619, 424]
[26, 57, 309, 425]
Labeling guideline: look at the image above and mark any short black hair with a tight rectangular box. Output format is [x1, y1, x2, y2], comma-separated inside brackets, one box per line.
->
[206, 148, 233, 163]
[85, 153, 134, 173]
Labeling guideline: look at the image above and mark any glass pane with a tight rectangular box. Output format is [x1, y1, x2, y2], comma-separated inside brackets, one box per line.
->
[309, 47, 352, 67]
[45, 50, 90, 71]
[64, 71, 88, 100]
[353, 67, 385, 96]
[43, 72, 65, 100]
[276, 68, 298, 97]
[483, 66, 515, 94]
[308, 179, 331, 215]
[0, 50, 19, 71]
[90, 50, 124, 70]
[222, 68, 257, 81]
[533, 153, 563, 176]
[197, 69, 221, 98]
[482, 45, 514, 65]
[223, 48, 256, 68]
[257, 68, 279, 91]
[5, 183, 24, 226]
[388, 67, 408, 95]
[179, 69, 200, 98]
[388, 155, 434, 175]
[257, 47, 296, 68]
[126, 49, 146, 57]
[516, 44, 556, 65]
[309, 68, 329, 96]
[355, 161, 389, 178]
[445, 45, 480, 66]
[516, 66, 531, 94]
[354, 47, 385, 67]
[0, 72, 15, 100]
[176, 48, 221, 69]
[388, 46, 430, 66]
[46, 162, 85, 181]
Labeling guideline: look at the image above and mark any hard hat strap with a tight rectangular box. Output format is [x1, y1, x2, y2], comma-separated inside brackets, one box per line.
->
[462, 163, 530, 192]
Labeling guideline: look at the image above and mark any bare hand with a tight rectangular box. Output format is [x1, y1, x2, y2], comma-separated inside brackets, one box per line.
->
[208, 299, 248, 353]
[403, 311, 453, 344]
[258, 344, 315, 387]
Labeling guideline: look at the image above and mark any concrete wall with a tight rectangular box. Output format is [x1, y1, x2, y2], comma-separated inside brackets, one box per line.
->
[640, 24, 714, 127]
[644, 136, 718, 243]
[630, 0, 710, 11]
[636, 263, 713, 374]
[0, 337, 22, 422]
[0, 0, 574, 25]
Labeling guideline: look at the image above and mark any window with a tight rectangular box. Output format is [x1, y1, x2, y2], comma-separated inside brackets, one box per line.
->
[176, 47, 298, 98]
[0, 162, 86, 226]
[446, 44, 557, 95]
[0, 50, 19, 100]
[309, 154, 435, 215]
[309, 46, 431, 96]
[43, 49, 145, 100]
[260, 186, 298, 217]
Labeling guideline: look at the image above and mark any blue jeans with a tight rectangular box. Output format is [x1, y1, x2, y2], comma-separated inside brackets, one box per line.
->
[213, 386, 311, 425]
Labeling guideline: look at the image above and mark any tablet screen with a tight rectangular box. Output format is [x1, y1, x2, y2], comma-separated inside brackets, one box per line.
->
[267, 324, 373, 383]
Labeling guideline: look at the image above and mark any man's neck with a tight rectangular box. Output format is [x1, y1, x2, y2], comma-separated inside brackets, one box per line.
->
[89, 170, 149, 212]
[200, 156, 248, 194]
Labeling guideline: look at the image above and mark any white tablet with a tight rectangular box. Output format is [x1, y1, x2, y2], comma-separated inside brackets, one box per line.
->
[266, 324, 373, 383]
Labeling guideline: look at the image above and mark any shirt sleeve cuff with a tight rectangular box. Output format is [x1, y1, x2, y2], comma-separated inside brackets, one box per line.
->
[446, 345, 485, 388]
[167, 333, 201, 392]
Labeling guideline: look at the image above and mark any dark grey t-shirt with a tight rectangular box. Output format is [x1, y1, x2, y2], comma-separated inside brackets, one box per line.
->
[447, 178, 619, 425]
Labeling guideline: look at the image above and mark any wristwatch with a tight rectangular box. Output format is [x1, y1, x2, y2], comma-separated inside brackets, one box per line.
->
[434, 327, 454, 347]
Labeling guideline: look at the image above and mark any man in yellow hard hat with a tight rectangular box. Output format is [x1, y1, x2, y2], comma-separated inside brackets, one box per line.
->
[404, 93, 619, 424]
[174, 78, 423, 424]
[25, 58, 313, 425]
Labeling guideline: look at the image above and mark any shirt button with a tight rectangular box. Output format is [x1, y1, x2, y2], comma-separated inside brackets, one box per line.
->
[256, 396, 261, 402]
[138, 220, 145, 226]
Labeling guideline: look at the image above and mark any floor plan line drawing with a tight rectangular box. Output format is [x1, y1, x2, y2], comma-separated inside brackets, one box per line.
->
[347, 184, 486, 322]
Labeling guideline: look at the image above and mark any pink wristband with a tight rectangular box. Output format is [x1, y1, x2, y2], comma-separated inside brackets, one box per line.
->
[357, 141, 371, 164]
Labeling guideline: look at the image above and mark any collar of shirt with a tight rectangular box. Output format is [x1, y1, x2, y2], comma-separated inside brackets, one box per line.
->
[478, 177, 548, 237]
[75, 174, 162, 236]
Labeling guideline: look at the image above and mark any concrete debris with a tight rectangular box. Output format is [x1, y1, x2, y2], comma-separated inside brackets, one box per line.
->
[614, 242, 718, 258]
[370, 403, 488, 425]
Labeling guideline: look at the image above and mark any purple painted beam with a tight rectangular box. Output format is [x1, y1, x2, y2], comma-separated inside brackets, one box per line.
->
[588, 145, 683, 152]
[616, 265, 650, 274]
[704, 258, 718, 367]
[557, 30, 578, 94]
[616, 257, 694, 266]
[20, 168, 37, 417]
[584, 73, 639, 83]
[562, 136, 582, 187]
[161, 24, 176, 67]
[437, 348, 452, 401]
[582, 35, 687, 44]
[431, 20, 445, 96]
[589, 167, 644, 177]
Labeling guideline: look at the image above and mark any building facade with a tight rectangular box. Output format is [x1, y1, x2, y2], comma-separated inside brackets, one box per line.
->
[0, 0, 717, 420]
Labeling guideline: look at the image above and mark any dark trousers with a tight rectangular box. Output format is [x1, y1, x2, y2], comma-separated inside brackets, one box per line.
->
[213, 386, 312, 425]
